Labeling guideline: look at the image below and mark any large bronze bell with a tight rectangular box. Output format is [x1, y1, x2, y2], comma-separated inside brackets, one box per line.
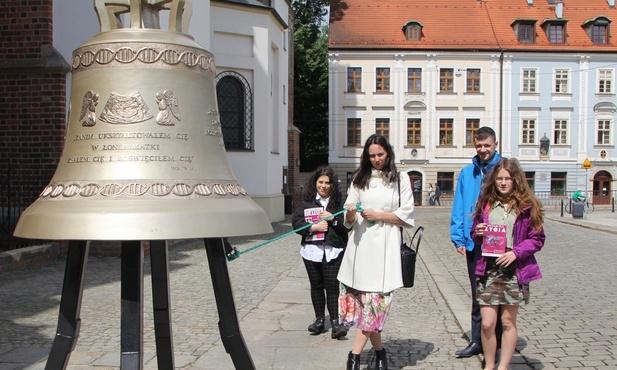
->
[14, 2, 273, 369]
[14, 0, 273, 240]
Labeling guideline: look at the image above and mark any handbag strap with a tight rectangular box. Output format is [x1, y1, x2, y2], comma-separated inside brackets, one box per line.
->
[398, 176, 403, 247]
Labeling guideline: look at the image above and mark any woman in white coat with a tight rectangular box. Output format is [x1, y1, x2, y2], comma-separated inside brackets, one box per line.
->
[338, 134, 415, 370]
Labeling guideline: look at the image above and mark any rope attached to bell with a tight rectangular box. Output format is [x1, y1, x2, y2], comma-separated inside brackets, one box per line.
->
[226, 207, 355, 261]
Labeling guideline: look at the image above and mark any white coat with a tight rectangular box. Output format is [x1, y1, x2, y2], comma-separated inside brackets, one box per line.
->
[338, 170, 415, 293]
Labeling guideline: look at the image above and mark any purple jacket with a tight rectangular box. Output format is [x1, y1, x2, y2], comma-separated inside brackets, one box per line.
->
[472, 204, 545, 285]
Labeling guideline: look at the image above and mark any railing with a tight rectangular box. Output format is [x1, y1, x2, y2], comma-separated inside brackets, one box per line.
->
[0, 165, 54, 251]
[536, 190, 616, 209]
[414, 189, 616, 210]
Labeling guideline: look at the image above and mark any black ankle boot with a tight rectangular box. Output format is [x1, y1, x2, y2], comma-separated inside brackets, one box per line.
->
[308, 316, 325, 334]
[375, 348, 387, 370]
[346, 351, 360, 370]
[331, 320, 348, 339]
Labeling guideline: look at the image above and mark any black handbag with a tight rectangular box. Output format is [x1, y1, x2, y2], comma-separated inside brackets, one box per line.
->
[401, 226, 423, 288]
[398, 177, 423, 288]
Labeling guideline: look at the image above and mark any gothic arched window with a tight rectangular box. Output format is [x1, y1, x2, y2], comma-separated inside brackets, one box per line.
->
[216, 71, 253, 150]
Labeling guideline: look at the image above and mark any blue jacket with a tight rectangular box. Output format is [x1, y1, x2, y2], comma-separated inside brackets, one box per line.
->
[450, 152, 502, 251]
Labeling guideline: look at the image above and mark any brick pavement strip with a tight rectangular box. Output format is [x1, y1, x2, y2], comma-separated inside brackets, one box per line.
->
[0, 207, 616, 369]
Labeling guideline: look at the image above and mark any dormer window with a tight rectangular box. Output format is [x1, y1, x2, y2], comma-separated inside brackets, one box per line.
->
[582, 17, 611, 44]
[512, 19, 537, 44]
[542, 19, 567, 44]
[403, 21, 423, 41]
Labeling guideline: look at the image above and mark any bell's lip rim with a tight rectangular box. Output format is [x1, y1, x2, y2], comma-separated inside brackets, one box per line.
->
[13, 198, 274, 240]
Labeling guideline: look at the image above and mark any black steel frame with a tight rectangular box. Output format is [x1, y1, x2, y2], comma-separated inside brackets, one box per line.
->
[45, 238, 254, 370]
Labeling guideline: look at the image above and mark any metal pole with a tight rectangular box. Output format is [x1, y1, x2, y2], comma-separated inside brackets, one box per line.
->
[585, 169, 589, 201]
[150, 240, 175, 369]
[204, 238, 256, 369]
[560, 198, 564, 217]
[120, 241, 144, 370]
[45, 241, 90, 370]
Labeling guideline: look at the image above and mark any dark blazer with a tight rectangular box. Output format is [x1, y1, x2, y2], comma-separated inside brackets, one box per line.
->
[291, 199, 349, 248]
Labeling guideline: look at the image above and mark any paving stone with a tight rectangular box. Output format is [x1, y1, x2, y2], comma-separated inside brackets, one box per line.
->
[0, 207, 615, 369]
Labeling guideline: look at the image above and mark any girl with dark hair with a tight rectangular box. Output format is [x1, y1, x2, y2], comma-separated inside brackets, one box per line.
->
[338, 134, 415, 370]
[471, 158, 545, 370]
[292, 167, 350, 339]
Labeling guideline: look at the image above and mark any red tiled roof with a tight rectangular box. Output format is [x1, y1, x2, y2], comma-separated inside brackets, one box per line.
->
[487, 0, 617, 51]
[329, 0, 617, 52]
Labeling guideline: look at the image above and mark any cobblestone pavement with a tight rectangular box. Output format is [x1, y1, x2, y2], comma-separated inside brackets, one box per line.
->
[0, 206, 615, 369]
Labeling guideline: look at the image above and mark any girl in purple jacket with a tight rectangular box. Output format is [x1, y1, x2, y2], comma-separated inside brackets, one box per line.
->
[471, 158, 545, 370]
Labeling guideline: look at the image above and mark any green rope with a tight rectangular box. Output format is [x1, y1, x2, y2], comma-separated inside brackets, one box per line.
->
[227, 207, 350, 261]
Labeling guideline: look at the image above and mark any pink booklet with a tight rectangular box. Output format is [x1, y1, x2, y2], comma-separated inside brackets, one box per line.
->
[481, 224, 507, 257]
[304, 207, 325, 241]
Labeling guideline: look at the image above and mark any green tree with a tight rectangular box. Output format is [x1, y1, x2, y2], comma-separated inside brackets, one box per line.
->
[292, 0, 329, 171]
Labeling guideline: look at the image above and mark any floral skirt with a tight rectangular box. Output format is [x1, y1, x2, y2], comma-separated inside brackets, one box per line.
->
[338, 283, 393, 332]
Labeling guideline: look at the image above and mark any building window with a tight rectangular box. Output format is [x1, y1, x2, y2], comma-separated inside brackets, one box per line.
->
[598, 69, 613, 94]
[376, 68, 390, 92]
[439, 118, 454, 146]
[547, 23, 565, 44]
[553, 119, 568, 144]
[216, 71, 253, 150]
[592, 24, 608, 44]
[598, 120, 611, 144]
[407, 118, 421, 145]
[522, 68, 537, 93]
[437, 172, 454, 193]
[517, 22, 536, 43]
[347, 67, 362, 92]
[466, 69, 481, 93]
[555, 69, 569, 93]
[376, 118, 389, 140]
[408, 68, 422, 93]
[439, 68, 454, 93]
[550, 172, 567, 196]
[465, 119, 480, 145]
[525, 171, 536, 191]
[522, 119, 536, 144]
[583, 17, 611, 44]
[405, 25, 422, 41]
[347, 118, 361, 146]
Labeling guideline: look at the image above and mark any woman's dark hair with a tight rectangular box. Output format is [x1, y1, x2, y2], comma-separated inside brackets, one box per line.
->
[474, 158, 544, 230]
[302, 167, 342, 205]
[351, 134, 398, 189]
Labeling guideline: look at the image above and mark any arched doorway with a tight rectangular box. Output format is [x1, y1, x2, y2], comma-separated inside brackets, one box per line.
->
[592, 170, 612, 205]
[408, 171, 423, 206]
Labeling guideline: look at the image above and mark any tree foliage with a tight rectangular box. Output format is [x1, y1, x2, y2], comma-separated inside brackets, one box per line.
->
[292, 0, 330, 171]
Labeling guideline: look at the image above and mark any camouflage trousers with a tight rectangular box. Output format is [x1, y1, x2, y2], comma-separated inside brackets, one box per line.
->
[477, 258, 529, 306]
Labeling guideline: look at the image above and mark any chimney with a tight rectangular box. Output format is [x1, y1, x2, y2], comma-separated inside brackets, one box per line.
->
[527, 0, 533, 5]
[556, 0, 563, 19]
[609, 0, 615, 8]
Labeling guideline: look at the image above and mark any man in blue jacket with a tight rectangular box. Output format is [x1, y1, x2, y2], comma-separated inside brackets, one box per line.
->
[450, 126, 502, 358]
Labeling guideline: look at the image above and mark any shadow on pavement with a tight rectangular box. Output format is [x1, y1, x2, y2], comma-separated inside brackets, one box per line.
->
[381, 338, 436, 369]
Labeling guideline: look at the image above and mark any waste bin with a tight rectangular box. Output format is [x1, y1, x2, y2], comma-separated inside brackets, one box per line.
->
[572, 202, 584, 219]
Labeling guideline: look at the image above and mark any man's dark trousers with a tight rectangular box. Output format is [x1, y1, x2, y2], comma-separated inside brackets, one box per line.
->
[467, 244, 502, 346]
[466, 244, 483, 344]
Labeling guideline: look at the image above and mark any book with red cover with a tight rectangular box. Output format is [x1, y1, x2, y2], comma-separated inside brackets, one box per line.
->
[304, 207, 325, 241]
[481, 224, 507, 257]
